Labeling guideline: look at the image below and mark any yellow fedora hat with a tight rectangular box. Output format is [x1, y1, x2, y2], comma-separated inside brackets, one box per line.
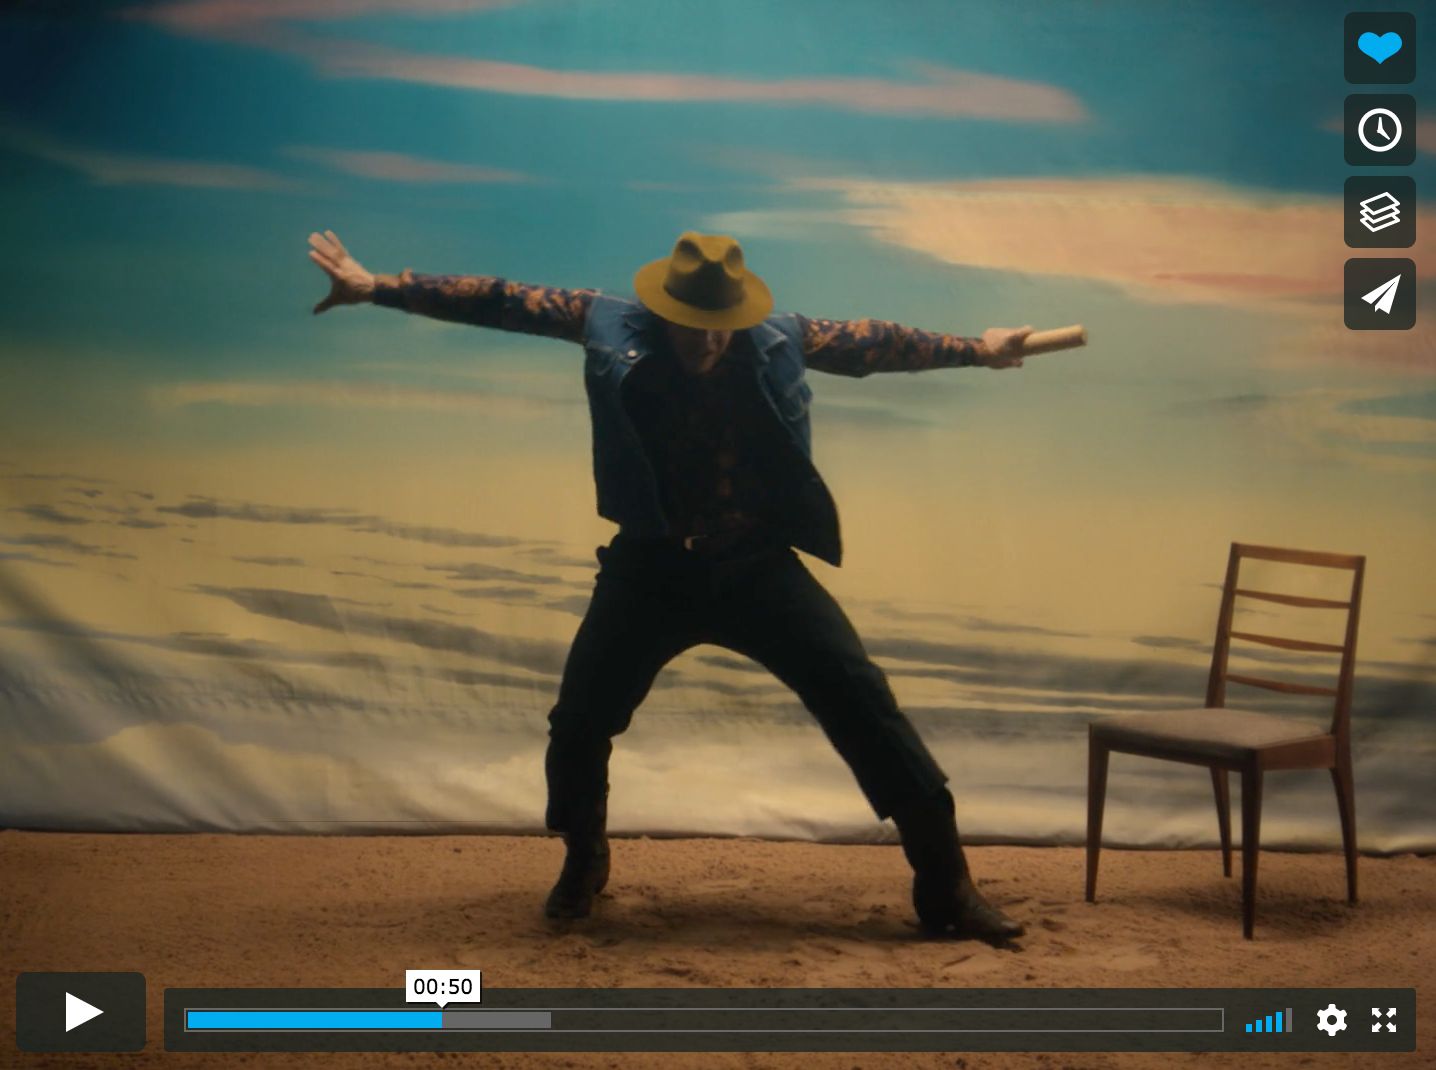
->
[633, 231, 774, 330]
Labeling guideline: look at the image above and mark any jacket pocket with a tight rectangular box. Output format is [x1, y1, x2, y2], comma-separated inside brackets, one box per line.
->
[584, 343, 621, 379]
[774, 377, 813, 421]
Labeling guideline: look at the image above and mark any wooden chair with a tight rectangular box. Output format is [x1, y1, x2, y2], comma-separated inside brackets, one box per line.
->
[1085, 542, 1364, 939]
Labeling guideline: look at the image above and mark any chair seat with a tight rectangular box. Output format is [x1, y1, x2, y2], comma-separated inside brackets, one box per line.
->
[1092, 707, 1330, 761]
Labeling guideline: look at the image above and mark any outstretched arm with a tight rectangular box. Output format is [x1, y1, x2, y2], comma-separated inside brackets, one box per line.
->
[307, 230, 597, 344]
[371, 270, 597, 343]
[797, 314, 1032, 377]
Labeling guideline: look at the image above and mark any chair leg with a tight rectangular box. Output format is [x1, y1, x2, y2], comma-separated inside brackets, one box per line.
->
[1240, 766, 1263, 939]
[1086, 737, 1109, 903]
[1210, 767, 1232, 878]
[1331, 751, 1358, 905]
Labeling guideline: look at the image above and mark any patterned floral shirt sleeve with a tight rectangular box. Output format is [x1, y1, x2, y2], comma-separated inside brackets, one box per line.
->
[795, 313, 984, 377]
[371, 271, 598, 344]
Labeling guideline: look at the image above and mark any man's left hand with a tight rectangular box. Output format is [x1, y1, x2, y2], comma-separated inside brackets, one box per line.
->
[977, 326, 1034, 369]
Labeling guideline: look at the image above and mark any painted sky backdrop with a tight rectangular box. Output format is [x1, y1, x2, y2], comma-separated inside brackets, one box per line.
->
[1, 1, 1433, 851]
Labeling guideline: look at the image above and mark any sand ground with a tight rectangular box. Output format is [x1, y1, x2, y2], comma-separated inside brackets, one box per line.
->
[3, 831, 1432, 1069]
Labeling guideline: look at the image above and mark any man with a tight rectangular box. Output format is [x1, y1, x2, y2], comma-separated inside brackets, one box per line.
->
[308, 228, 1032, 943]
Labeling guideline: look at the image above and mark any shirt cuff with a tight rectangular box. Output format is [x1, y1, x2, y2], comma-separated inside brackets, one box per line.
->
[371, 270, 411, 309]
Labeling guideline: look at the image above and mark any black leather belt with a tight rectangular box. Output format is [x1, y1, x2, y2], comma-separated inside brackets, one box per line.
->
[609, 527, 785, 562]
[677, 527, 779, 556]
[614, 525, 769, 560]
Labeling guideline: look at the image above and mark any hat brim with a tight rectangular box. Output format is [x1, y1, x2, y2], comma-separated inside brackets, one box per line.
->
[633, 256, 774, 331]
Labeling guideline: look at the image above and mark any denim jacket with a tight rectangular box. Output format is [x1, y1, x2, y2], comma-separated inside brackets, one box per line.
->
[583, 294, 842, 566]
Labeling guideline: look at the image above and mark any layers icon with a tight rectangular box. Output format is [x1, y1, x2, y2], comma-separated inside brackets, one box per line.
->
[1359, 190, 1402, 233]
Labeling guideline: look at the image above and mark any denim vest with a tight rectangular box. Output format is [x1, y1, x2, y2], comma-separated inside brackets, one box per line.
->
[582, 293, 843, 566]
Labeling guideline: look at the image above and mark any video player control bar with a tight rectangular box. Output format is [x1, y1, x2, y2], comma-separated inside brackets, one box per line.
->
[164, 987, 1416, 1053]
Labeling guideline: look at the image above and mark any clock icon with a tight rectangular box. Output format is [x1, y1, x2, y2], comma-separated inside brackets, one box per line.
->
[1345, 95, 1415, 166]
[1358, 107, 1403, 152]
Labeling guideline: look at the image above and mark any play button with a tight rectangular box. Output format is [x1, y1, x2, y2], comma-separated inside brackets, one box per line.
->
[65, 991, 104, 1032]
[16, 972, 145, 1052]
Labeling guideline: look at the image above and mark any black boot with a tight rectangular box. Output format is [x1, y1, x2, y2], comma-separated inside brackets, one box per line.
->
[892, 787, 1025, 943]
[544, 787, 610, 919]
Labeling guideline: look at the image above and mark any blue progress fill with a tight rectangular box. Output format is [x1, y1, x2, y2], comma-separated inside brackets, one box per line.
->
[1275, 1011, 1282, 1032]
[187, 1011, 444, 1030]
[1245, 1023, 1252, 1032]
[1265, 1015, 1273, 1032]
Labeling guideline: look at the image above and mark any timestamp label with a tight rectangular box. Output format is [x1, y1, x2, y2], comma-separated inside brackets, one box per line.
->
[405, 969, 481, 1008]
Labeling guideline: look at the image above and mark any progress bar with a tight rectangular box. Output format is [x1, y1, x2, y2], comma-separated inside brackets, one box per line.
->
[184, 1006, 1214, 1033]
[186, 1011, 550, 1030]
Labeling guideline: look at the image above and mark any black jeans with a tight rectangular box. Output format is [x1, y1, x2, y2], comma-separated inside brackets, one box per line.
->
[544, 531, 950, 831]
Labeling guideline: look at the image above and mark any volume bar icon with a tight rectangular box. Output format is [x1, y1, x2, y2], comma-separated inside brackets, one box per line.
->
[1244, 1008, 1293, 1033]
[1359, 191, 1402, 233]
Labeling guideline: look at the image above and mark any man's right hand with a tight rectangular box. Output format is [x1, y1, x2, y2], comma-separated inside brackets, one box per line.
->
[307, 229, 376, 314]
[975, 325, 1033, 368]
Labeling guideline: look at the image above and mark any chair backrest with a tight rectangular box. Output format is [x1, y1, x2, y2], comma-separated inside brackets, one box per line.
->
[1204, 542, 1365, 739]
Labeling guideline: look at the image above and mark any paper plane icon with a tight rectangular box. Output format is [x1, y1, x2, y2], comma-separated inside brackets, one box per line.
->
[65, 992, 104, 1033]
[1361, 274, 1402, 314]
[1345, 258, 1415, 330]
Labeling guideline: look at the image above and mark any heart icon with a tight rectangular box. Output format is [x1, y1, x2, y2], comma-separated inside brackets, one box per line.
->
[1358, 31, 1403, 64]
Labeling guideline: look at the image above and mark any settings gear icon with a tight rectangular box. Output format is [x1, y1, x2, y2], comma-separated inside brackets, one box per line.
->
[1317, 1003, 1348, 1036]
